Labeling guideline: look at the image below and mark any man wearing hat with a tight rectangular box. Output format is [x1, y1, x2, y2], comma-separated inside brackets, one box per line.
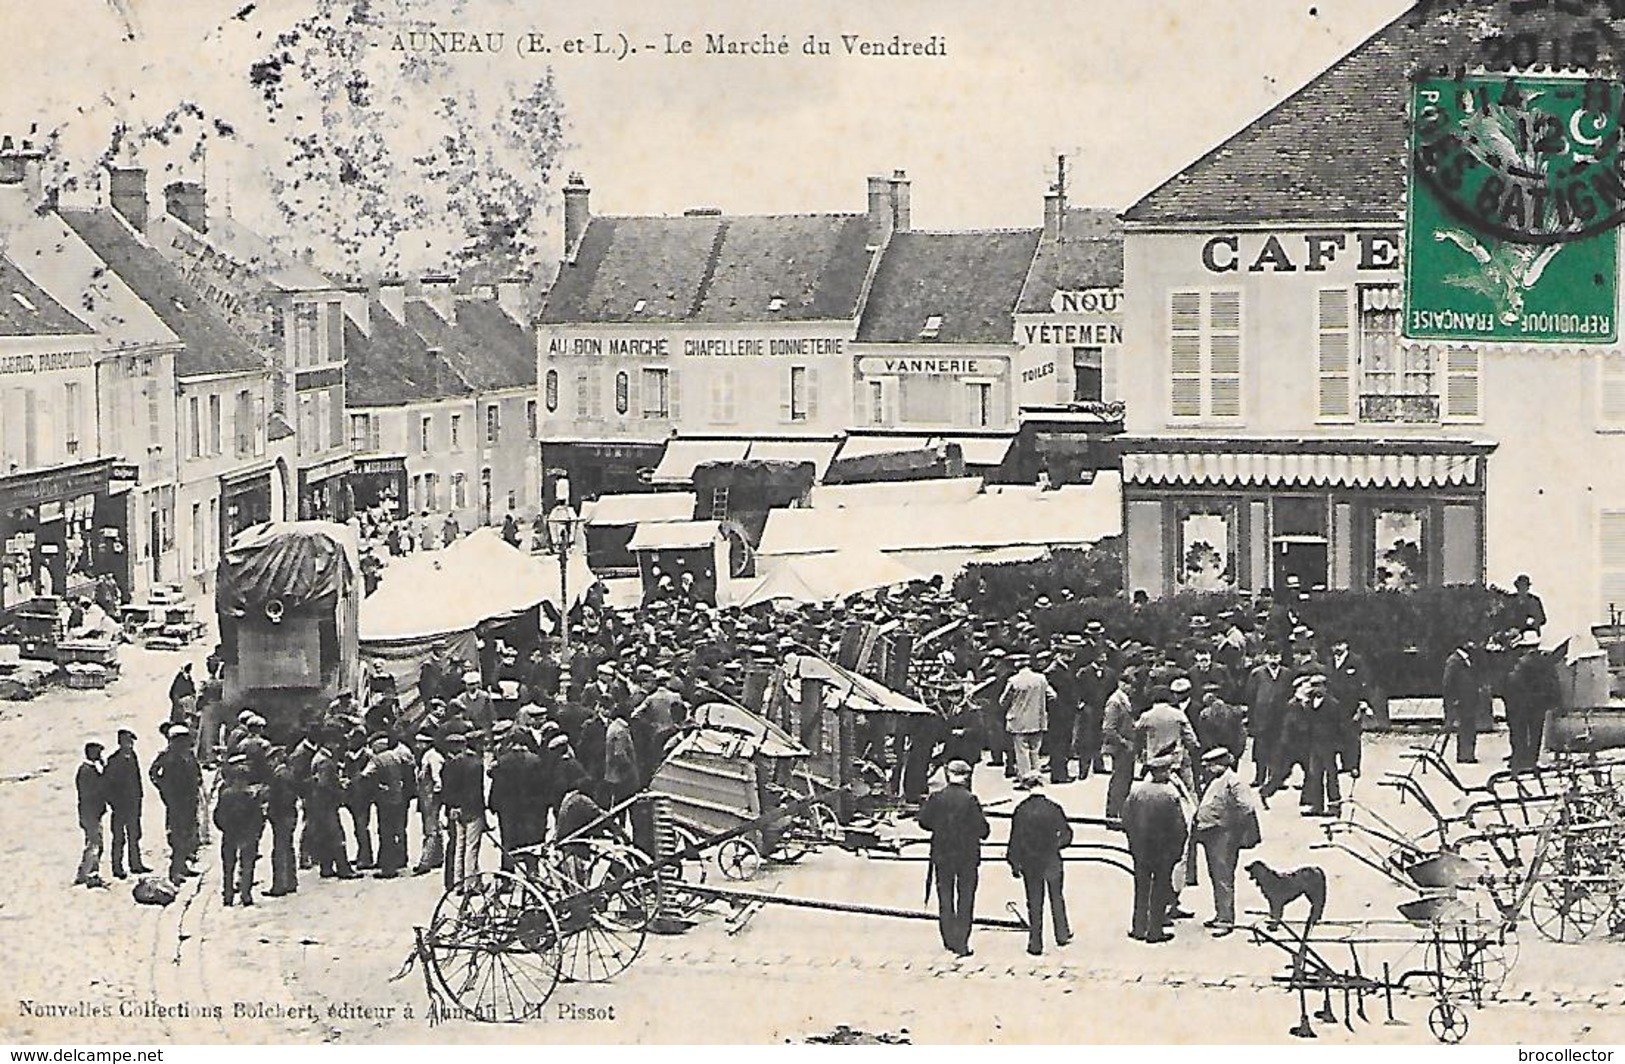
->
[916, 759, 990, 957]
[450, 670, 494, 738]
[213, 754, 267, 906]
[411, 730, 447, 876]
[1075, 645, 1117, 781]
[1508, 574, 1546, 636]
[1122, 752, 1187, 943]
[364, 732, 416, 878]
[1001, 655, 1056, 789]
[1503, 631, 1559, 771]
[75, 741, 108, 888]
[440, 732, 487, 891]
[148, 725, 202, 883]
[1294, 671, 1343, 817]
[1006, 781, 1073, 956]
[1042, 638, 1082, 784]
[1101, 670, 1140, 822]
[488, 724, 543, 874]
[1194, 747, 1258, 936]
[1243, 646, 1293, 790]
[307, 728, 357, 880]
[104, 728, 150, 878]
[976, 648, 1014, 778]
[265, 745, 300, 896]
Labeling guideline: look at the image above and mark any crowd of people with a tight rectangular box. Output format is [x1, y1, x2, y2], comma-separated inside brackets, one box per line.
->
[71, 557, 1557, 961]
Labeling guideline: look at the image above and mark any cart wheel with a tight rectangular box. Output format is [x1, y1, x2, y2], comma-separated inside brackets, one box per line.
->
[718, 837, 762, 881]
[1435, 921, 1518, 999]
[1528, 878, 1605, 942]
[425, 871, 562, 1022]
[1427, 1000, 1469, 1044]
[556, 844, 651, 984]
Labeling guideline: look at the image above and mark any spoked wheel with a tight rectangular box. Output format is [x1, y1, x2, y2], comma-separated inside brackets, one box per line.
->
[1435, 922, 1518, 1001]
[1528, 878, 1608, 942]
[536, 845, 650, 985]
[718, 837, 762, 881]
[1427, 1000, 1469, 1044]
[425, 871, 562, 1022]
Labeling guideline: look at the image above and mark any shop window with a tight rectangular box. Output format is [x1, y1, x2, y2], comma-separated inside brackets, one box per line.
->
[1072, 348, 1103, 403]
[544, 371, 559, 414]
[787, 366, 814, 422]
[1271, 495, 1329, 592]
[614, 372, 630, 416]
[711, 369, 737, 424]
[450, 413, 462, 451]
[1373, 508, 1427, 591]
[641, 368, 670, 418]
[1178, 505, 1236, 591]
[419, 414, 432, 454]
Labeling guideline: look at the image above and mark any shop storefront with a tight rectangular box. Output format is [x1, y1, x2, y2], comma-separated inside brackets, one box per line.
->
[0, 458, 122, 621]
[297, 455, 354, 523]
[541, 441, 666, 506]
[851, 352, 1015, 433]
[350, 455, 408, 518]
[1120, 439, 1494, 598]
[221, 463, 276, 550]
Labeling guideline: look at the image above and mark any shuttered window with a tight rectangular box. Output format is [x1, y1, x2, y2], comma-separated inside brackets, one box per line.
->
[1168, 289, 1243, 420]
[712, 368, 736, 423]
[1443, 346, 1481, 422]
[1602, 510, 1625, 620]
[1316, 287, 1353, 421]
[1601, 354, 1625, 427]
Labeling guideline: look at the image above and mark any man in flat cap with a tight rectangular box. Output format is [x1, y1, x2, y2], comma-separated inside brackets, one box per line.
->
[105, 728, 150, 877]
[149, 724, 202, 883]
[213, 754, 266, 906]
[916, 759, 989, 958]
[1123, 752, 1187, 943]
[1194, 747, 1259, 937]
[74, 741, 108, 888]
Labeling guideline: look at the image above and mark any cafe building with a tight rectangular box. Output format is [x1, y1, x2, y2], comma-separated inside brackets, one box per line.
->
[1112, 0, 1625, 635]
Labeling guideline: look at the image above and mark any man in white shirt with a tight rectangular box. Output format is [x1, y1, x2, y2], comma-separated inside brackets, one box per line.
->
[1001, 655, 1056, 789]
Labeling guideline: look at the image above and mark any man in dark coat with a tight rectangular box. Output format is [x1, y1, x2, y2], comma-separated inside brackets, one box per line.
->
[1508, 575, 1547, 635]
[915, 759, 990, 957]
[440, 733, 487, 890]
[1443, 642, 1488, 764]
[1243, 647, 1292, 788]
[1296, 672, 1344, 816]
[75, 741, 108, 888]
[1074, 647, 1117, 779]
[308, 733, 357, 880]
[489, 729, 544, 873]
[1122, 753, 1187, 943]
[1504, 633, 1560, 771]
[168, 663, 196, 720]
[1324, 637, 1373, 775]
[1043, 644, 1081, 783]
[148, 725, 202, 883]
[1196, 696, 1248, 763]
[265, 746, 300, 896]
[1006, 784, 1074, 956]
[212, 755, 266, 906]
[104, 728, 150, 877]
[364, 733, 415, 877]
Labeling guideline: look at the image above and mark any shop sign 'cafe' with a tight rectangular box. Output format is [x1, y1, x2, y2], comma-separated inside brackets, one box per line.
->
[1197, 230, 1402, 273]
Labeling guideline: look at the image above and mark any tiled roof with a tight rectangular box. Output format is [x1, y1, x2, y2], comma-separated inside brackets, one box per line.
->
[0, 255, 91, 336]
[1017, 208, 1123, 313]
[856, 229, 1041, 344]
[151, 213, 335, 292]
[1124, 0, 1580, 226]
[345, 300, 470, 407]
[541, 213, 876, 324]
[447, 299, 536, 390]
[59, 208, 263, 377]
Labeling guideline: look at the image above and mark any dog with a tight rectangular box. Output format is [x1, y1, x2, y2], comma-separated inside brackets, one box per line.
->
[1245, 860, 1326, 931]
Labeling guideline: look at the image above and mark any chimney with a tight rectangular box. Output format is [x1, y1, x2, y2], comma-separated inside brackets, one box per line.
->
[164, 180, 207, 233]
[889, 169, 911, 233]
[866, 175, 892, 248]
[0, 135, 47, 210]
[108, 166, 148, 232]
[1043, 184, 1063, 241]
[378, 277, 407, 323]
[419, 275, 457, 322]
[563, 172, 590, 260]
[341, 286, 370, 336]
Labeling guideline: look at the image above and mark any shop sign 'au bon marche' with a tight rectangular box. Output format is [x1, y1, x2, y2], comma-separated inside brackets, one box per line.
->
[1406, 74, 1621, 344]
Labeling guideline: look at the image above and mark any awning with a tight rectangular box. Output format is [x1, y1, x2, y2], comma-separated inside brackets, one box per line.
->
[933, 435, 1015, 466]
[299, 454, 354, 485]
[810, 477, 985, 509]
[1121, 450, 1482, 488]
[650, 440, 750, 484]
[628, 519, 721, 551]
[834, 435, 931, 461]
[745, 440, 841, 480]
[582, 492, 696, 527]
[0, 458, 114, 512]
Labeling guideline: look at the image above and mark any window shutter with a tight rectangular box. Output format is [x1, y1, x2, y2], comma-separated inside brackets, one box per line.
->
[780, 368, 793, 423]
[1169, 291, 1203, 418]
[1317, 288, 1353, 421]
[1101, 349, 1119, 403]
[1209, 290, 1242, 418]
[575, 373, 589, 417]
[670, 368, 683, 422]
[1444, 347, 1481, 421]
[628, 368, 642, 417]
[326, 302, 343, 362]
[806, 366, 820, 421]
[1602, 510, 1625, 619]
[1603, 355, 1625, 426]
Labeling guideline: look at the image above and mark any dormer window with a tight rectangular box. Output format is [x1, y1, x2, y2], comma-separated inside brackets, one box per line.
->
[920, 314, 942, 339]
[11, 292, 35, 313]
[633, 298, 647, 313]
[767, 295, 786, 312]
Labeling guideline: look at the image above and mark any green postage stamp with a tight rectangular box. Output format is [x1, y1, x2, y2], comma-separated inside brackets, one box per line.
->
[1407, 74, 1621, 344]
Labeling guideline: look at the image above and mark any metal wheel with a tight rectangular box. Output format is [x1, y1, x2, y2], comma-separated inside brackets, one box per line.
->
[425, 870, 562, 1022]
[718, 837, 762, 880]
[1528, 878, 1607, 942]
[1435, 922, 1518, 1000]
[536, 843, 650, 984]
[1427, 1000, 1469, 1044]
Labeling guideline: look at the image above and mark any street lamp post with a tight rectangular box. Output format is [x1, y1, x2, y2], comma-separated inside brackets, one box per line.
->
[546, 501, 580, 658]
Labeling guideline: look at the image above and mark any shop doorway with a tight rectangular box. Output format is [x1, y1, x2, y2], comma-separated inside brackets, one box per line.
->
[149, 508, 162, 585]
[1273, 536, 1328, 593]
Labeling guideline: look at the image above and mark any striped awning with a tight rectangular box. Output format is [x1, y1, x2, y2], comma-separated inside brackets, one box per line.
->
[1122, 450, 1482, 489]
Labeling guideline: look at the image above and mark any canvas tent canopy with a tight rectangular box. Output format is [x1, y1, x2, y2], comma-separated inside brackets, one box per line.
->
[730, 548, 923, 608]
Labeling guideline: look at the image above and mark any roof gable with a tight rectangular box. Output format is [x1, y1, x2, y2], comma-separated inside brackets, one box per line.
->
[857, 230, 1041, 344]
[0, 255, 91, 336]
[1017, 208, 1123, 313]
[345, 300, 468, 406]
[59, 209, 263, 377]
[1123, 1, 1579, 226]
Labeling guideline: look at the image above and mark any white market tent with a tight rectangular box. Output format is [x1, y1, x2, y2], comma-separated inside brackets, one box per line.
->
[729, 548, 924, 608]
[808, 477, 985, 509]
[757, 472, 1123, 579]
[581, 492, 696, 528]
